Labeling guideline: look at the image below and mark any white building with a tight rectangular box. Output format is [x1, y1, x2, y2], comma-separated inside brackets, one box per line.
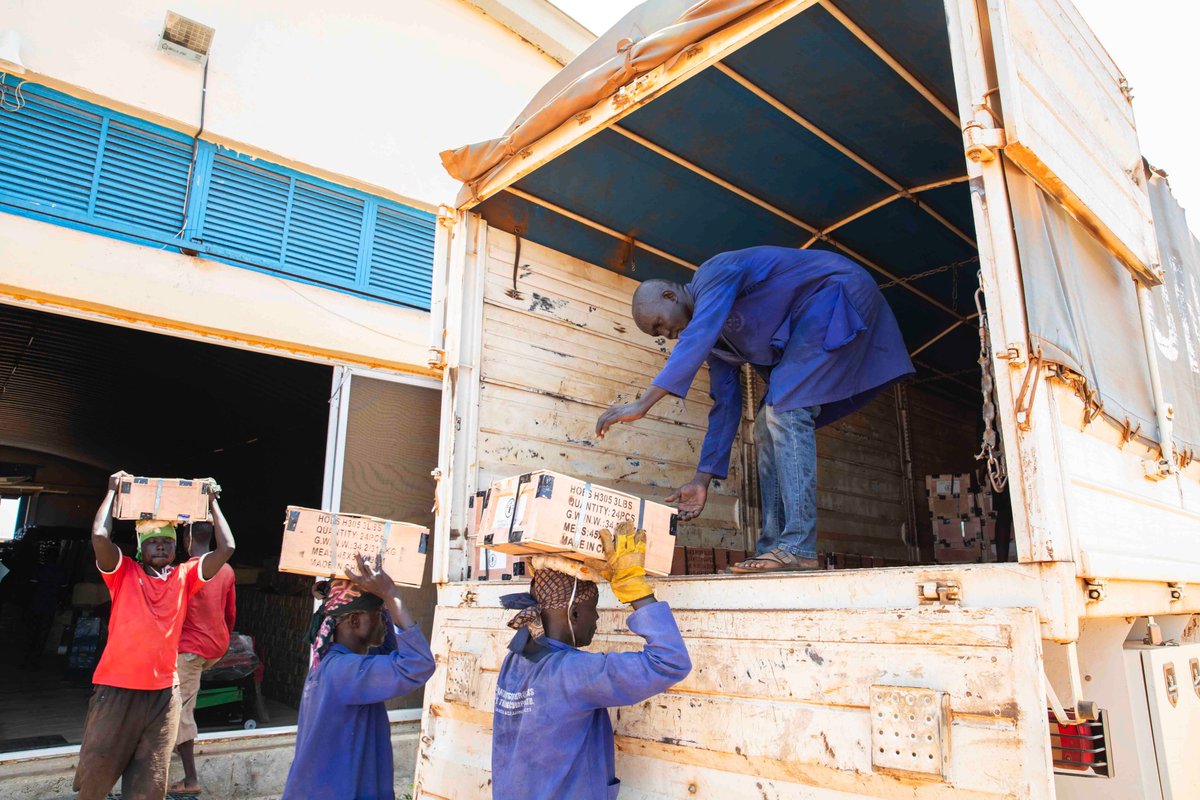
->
[0, 1, 588, 795]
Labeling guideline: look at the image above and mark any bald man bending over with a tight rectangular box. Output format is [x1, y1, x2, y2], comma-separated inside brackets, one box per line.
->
[597, 246, 913, 573]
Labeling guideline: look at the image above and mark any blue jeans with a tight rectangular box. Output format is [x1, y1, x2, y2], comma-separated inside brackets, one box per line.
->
[755, 404, 820, 559]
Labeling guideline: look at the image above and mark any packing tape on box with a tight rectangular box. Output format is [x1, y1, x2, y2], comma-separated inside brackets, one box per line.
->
[572, 481, 593, 551]
[153, 478, 163, 518]
[330, 514, 339, 574]
[379, 521, 391, 570]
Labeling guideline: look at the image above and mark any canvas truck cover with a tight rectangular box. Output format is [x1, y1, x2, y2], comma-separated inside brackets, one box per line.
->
[1011, 161, 1200, 454]
[440, 0, 782, 205]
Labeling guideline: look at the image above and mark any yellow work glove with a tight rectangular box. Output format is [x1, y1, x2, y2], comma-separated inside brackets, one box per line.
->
[600, 520, 653, 604]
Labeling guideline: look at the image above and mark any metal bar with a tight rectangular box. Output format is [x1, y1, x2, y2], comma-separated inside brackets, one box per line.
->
[914, 359, 978, 393]
[504, 187, 699, 271]
[801, 177, 972, 247]
[714, 63, 975, 247]
[819, 0, 959, 125]
[612, 124, 818, 235]
[607, 126, 964, 321]
[910, 318, 967, 358]
[465, 0, 823, 208]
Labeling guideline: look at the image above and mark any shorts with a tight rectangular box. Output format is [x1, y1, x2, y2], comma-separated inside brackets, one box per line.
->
[176, 652, 221, 745]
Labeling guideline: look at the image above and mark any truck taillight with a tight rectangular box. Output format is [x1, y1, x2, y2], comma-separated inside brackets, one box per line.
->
[1048, 710, 1111, 777]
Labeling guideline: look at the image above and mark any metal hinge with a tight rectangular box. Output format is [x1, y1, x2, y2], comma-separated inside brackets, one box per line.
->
[436, 205, 457, 229]
[1084, 579, 1106, 603]
[963, 123, 1006, 164]
[995, 342, 1027, 369]
[1143, 457, 1174, 481]
[917, 580, 961, 604]
[427, 346, 447, 370]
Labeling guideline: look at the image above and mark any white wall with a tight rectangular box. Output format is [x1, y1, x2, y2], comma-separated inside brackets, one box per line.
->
[5, 0, 569, 207]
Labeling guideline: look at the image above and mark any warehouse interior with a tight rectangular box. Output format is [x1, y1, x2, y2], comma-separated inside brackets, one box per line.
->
[0, 303, 439, 751]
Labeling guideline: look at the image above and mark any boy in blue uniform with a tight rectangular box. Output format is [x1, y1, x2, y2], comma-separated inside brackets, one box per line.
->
[282, 553, 435, 800]
[491, 522, 691, 800]
[598, 246, 913, 572]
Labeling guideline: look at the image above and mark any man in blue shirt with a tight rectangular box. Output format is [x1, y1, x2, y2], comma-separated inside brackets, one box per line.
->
[597, 246, 913, 572]
[491, 522, 691, 799]
[282, 553, 435, 800]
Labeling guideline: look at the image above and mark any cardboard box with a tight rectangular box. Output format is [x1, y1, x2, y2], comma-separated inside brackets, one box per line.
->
[278, 506, 428, 587]
[481, 471, 677, 576]
[114, 476, 212, 522]
[479, 475, 522, 546]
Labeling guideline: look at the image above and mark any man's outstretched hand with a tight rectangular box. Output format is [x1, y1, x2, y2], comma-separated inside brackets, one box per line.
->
[595, 386, 669, 439]
[666, 475, 710, 521]
[596, 401, 647, 439]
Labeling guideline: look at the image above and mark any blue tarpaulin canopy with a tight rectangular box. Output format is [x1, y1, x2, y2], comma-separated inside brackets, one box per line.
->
[445, 0, 982, 401]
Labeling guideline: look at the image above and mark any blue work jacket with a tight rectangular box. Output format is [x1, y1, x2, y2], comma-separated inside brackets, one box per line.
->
[491, 601, 692, 800]
[281, 623, 435, 800]
[651, 246, 914, 477]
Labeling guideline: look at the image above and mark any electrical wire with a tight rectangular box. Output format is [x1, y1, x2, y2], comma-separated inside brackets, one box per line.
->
[0, 73, 27, 112]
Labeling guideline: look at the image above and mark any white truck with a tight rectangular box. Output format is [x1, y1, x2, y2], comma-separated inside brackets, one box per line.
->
[415, 0, 1200, 797]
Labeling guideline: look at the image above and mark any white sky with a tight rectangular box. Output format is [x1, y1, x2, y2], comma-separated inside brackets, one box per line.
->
[551, 0, 1200, 214]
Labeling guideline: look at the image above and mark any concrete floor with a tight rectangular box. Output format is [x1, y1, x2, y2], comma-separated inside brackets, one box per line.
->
[0, 721, 421, 799]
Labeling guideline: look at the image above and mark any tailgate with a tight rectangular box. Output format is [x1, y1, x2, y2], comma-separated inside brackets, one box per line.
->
[414, 579, 1054, 799]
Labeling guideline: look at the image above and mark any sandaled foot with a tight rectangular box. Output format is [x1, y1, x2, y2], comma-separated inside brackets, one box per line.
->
[728, 548, 819, 573]
[168, 782, 201, 795]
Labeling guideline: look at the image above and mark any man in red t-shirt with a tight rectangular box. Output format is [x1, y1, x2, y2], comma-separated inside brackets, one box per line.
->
[74, 471, 235, 800]
[168, 520, 237, 796]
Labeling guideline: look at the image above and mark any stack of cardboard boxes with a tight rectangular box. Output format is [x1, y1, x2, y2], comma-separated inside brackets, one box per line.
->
[926, 473, 997, 563]
[926, 473, 983, 563]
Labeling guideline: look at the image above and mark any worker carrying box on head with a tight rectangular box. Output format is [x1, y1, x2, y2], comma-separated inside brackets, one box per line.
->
[277, 506, 428, 588]
[478, 470, 677, 576]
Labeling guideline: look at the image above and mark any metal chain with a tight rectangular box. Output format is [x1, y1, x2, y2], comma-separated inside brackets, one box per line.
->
[973, 273, 1008, 493]
[878, 256, 979, 290]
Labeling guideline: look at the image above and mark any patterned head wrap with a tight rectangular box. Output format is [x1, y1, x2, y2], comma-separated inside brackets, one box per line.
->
[134, 520, 176, 560]
[501, 567, 598, 652]
[306, 579, 385, 669]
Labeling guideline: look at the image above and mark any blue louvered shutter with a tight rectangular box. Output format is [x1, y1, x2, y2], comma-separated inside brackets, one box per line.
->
[93, 121, 192, 236]
[367, 205, 435, 308]
[0, 89, 103, 216]
[284, 181, 365, 285]
[201, 154, 289, 263]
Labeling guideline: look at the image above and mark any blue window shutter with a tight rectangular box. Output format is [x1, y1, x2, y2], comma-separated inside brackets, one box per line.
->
[93, 121, 192, 235]
[367, 205, 435, 308]
[201, 153, 290, 263]
[283, 180, 365, 284]
[0, 81, 434, 309]
[0, 89, 103, 215]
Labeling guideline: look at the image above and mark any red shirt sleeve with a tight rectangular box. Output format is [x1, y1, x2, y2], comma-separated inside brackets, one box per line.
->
[99, 552, 130, 598]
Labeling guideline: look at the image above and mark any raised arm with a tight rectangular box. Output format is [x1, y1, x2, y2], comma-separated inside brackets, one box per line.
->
[566, 602, 691, 711]
[339, 553, 435, 704]
[91, 471, 128, 573]
[201, 489, 235, 580]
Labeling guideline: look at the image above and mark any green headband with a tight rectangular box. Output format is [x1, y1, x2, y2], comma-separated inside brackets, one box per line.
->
[135, 521, 177, 557]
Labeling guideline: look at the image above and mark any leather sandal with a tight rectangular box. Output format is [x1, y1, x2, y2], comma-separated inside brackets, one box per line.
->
[728, 548, 820, 574]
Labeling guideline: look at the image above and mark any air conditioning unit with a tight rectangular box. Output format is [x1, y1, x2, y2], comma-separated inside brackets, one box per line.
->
[158, 12, 215, 65]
